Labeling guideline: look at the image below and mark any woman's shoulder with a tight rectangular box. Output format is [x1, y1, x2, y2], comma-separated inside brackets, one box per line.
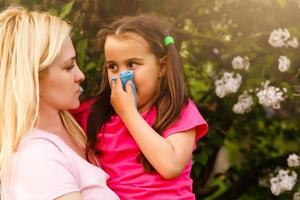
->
[5, 129, 80, 200]
[18, 129, 67, 157]
[15, 129, 79, 176]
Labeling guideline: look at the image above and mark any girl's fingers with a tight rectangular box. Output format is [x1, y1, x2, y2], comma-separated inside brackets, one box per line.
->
[111, 77, 117, 91]
[111, 77, 123, 92]
[125, 80, 133, 95]
[115, 77, 123, 90]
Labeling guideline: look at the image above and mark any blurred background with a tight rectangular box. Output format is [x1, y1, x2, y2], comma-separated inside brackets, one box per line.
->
[1, 0, 300, 199]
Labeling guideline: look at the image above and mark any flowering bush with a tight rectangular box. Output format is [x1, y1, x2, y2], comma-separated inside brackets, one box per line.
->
[181, 0, 300, 199]
[214, 28, 295, 114]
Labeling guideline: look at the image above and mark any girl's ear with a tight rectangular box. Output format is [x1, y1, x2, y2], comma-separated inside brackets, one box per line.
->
[158, 56, 167, 78]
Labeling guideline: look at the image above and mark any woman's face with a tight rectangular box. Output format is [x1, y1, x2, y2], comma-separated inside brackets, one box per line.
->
[104, 32, 163, 112]
[39, 36, 85, 110]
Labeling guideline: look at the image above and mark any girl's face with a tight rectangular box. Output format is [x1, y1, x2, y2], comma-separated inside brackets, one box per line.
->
[39, 36, 85, 111]
[104, 32, 164, 112]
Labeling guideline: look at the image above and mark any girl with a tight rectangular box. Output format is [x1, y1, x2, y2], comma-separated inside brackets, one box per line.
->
[73, 15, 208, 199]
[0, 5, 119, 200]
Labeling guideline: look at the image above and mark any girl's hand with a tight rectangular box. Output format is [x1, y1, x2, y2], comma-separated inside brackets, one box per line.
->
[110, 77, 137, 117]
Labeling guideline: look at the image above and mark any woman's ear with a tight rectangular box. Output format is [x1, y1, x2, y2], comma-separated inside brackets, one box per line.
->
[158, 56, 167, 78]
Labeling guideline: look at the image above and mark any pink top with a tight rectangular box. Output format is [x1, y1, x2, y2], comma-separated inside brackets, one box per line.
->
[73, 99, 208, 200]
[1, 128, 119, 200]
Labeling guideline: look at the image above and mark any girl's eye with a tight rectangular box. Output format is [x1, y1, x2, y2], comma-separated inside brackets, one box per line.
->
[107, 63, 116, 69]
[106, 63, 118, 72]
[127, 62, 138, 69]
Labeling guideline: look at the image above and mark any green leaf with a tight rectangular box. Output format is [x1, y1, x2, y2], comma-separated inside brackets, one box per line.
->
[205, 178, 228, 200]
[85, 62, 98, 72]
[5, 0, 21, 6]
[75, 39, 88, 67]
[59, 0, 75, 19]
[49, 8, 59, 17]
[196, 152, 209, 165]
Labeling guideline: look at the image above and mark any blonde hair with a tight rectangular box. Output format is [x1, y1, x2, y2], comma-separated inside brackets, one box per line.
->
[0, 5, 86, 178]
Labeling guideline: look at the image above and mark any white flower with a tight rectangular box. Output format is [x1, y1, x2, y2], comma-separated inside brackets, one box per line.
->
[287, 154, 300, 167]
[215, 72, 242, 98]
[270, 169, 297, 196]
[269, 28, 291, 48]
[278, 56, 291, 72]
[256, 81, 287, 109]
[278, 170, 297, 191]
[288, 37, 299, 48]
[268, 28, 298, 48]
[232, 56, 250, 70]
[233, 93, 254, 114]
[270, 176, 282, 196]
[213, 48, 220, 55]
[224, 34, 231, 42]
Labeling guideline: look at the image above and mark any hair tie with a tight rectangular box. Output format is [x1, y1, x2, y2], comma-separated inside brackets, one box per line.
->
[164, 36, 174, 46]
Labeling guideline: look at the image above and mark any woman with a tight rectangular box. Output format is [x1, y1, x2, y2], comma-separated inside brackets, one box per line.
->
[0, 5, 119, 200]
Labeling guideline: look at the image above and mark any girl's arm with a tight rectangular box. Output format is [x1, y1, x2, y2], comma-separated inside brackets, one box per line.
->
[111, 79, 196, 179]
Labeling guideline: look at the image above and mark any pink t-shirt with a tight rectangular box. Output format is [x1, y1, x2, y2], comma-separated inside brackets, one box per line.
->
[1, 128, 119, 200]
[73, 99, 208, 200]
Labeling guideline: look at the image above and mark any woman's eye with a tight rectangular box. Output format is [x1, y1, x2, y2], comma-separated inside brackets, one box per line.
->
[66, 65, 75, 71]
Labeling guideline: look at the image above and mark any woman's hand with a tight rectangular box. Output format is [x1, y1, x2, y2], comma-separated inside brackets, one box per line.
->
[110, 77, 137, 117]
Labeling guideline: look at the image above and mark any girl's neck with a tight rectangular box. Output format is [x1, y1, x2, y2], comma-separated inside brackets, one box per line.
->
[138, 92, 159, 113]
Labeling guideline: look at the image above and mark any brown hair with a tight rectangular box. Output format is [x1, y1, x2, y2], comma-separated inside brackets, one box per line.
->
[87, 14, 188, 172]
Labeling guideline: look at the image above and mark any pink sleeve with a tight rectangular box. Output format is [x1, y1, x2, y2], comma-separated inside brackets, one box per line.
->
[11, 139, 79, 200]
[162, 99, 208, 142]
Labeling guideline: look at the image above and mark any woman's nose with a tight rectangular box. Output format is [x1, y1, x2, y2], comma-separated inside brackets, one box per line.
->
[75, 65, 85, 82]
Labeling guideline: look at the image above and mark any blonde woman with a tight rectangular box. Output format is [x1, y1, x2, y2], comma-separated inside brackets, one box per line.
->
[0, 5, 119, 200]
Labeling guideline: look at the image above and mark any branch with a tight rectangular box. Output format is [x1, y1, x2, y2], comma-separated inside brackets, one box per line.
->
[292, 67, 300, 83]
[233, 32, 270, 43]
[174, 28, 226, 44]
[172, 0, 211, 27]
